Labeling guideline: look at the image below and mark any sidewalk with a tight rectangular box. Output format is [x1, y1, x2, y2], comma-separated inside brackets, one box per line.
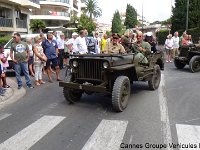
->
[0, 78, 26, 109]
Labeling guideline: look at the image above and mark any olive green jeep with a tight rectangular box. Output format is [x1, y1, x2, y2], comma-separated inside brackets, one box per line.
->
[174, 45, 200, 72]
[59, 52, 163, 112]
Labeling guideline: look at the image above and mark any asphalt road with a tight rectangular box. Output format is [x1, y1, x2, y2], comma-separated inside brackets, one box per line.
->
[0, 63, 200, 150]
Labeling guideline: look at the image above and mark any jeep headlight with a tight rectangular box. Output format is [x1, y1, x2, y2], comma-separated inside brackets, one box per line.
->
[103, 62, 109, 69]
[72, 60, 78, 67]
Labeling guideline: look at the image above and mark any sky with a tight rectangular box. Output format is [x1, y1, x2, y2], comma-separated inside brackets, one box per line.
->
[97, 0, 175, 24]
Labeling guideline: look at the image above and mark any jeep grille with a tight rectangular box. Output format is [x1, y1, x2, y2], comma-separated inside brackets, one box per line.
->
[74, 59, 104, 80]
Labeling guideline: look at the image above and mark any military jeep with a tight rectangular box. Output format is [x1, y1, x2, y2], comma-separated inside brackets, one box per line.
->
[174, 45, 200, 72]
[59, 52, 162, 112]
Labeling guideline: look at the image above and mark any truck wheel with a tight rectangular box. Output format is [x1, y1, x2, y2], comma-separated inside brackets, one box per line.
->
[148, 65, 161, 90]
[112, 76, 130, 112]
[63, 88, 82, 104]
[174, 58, 186, 69]
[63, 73, 82, 103]
[189, 56, 200, 73]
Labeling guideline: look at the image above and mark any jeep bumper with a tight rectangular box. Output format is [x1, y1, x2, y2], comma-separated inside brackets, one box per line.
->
[59, 81, 109, 93]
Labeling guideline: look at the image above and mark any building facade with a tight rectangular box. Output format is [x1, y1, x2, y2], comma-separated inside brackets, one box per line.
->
[0, 0, 40, 35]
[30, 0, 85, 28]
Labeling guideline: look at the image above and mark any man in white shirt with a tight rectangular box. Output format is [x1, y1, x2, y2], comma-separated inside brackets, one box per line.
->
[56, 33, 65, 69]
[172, 31, 180, 58]
[75, 30, 88, 54]
[66, 32, 78, 54]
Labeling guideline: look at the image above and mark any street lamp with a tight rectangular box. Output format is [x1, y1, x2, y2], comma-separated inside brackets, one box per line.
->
[186, 0, 189, 32]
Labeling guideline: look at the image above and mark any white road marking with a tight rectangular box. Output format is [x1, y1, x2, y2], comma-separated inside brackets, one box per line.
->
[82, 119, 128, 150]
[0, 115, 65, 150]
[158, 74, 173, 150]
[176, 124, 200, 150]
[0, 113, 11, 121]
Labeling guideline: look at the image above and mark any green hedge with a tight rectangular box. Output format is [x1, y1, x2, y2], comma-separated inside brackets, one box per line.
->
[0, 35, 12, 45]
[156, 29, 169, 45]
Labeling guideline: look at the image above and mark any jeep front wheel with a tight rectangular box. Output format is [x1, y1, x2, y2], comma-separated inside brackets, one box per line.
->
[63, 72, 82, 103]
[148, 65, 161, 90]
[112, 76, 131, 112]
[189, 56, 200, 73]
[63, 88, 82, 103]
[174, 58, 186, 69]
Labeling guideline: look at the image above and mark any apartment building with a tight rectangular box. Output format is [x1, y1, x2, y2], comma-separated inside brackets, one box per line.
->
[30, 0, 86, 27]
[0, 0, 40, 35]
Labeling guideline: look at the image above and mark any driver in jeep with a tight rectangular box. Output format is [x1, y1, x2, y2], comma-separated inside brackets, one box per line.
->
[104, 33, 126, 54]
[132, 31, 151, 66]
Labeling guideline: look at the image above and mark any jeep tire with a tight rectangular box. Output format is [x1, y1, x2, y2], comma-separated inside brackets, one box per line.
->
[189, 56, 200, 73]
[148, 65, 161, 90]
[174, 58, 186, 69]
[63, 73, 82, 103]
[112, 76, 130, 112]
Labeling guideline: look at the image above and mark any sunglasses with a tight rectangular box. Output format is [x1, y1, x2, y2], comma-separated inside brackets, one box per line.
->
[137, 36, 142, 38]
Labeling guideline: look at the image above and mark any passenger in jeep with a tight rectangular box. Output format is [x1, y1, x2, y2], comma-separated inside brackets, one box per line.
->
[104, 33, 126, 54]
[132, 31, 151, 66]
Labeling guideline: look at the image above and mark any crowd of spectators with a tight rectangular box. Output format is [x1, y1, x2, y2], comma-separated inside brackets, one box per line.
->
[1, 29, 182, 95]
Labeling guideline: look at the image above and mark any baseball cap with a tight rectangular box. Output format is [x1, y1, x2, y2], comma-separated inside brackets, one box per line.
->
[72, 32, 78, 36]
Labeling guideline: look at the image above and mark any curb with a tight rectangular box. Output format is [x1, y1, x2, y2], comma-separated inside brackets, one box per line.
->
[0, 78, 26, 110]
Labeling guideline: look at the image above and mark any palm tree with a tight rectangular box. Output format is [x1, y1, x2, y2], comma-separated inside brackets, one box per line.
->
[84, 0, 102, 19]
[29, 19, 46, 33]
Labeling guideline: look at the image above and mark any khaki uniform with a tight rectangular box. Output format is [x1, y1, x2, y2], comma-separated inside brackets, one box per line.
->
[132, 41, 151, 65]
[104, 42, 126, 54]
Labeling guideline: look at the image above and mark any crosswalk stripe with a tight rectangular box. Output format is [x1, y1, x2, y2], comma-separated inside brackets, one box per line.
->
[0, 115, 65, 150]
[82, 119, 128, 150]
[0, 113, 11, 121]
[176, 124, 200, 150]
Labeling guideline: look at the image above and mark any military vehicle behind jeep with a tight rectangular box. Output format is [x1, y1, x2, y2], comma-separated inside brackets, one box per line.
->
[174, 45, 200, 72]
[59, 52, 163, 112]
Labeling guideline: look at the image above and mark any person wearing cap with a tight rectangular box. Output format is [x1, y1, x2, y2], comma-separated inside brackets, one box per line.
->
[10, 32, 34, 89]
[144, 32, 157, 53]
[56, 33, 65, 69]
[121, 31, 132, 53]
[33, 36, 47, 86]
[132, 31, 151, 66]
[104, 33, 126, 54]
[41, 33, 62, 82]
[66, 32, 78, 54]
[165, 34, 173, 62]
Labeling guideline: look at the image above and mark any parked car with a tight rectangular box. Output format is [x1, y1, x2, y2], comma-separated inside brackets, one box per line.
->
[59, 52, 162, 112]
[174, 45, 200, 72]
[3, 34, 41, 73]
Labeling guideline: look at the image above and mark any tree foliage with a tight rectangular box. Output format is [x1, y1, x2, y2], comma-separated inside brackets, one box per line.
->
[111, 10, 122, 34]
[124, 4, 137, 29]
[78, 14, 96, 35]
[29, 19, 46, 33]
[84, 0, 102, 19]
[171, 0, 200, 32]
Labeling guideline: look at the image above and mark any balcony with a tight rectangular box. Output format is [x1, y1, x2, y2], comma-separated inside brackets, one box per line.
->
[30, 11, 70, 21]
[40, 0, 69, 3]
[0, 18, 13, 27]
[16, 19, 27, 28]
[22, 0, 40, 9]
[40, 0, 70, 7]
